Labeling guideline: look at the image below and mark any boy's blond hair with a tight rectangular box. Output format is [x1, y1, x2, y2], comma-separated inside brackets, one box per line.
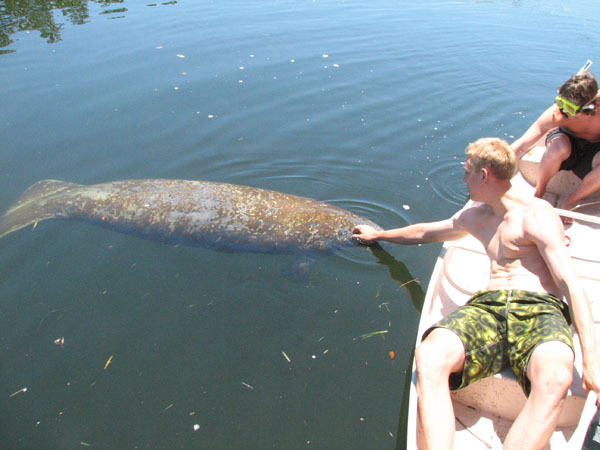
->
[465, 138, 516, 180]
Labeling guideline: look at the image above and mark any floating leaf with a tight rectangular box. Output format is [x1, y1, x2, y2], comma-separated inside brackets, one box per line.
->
[353, 330, 388, 341]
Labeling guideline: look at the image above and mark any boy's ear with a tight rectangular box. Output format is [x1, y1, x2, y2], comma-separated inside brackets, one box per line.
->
[480, 167, 490, 182]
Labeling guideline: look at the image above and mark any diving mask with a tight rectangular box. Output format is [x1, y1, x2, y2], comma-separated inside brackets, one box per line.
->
[555, 95, 597, 117]
[555, 95, 582, 117]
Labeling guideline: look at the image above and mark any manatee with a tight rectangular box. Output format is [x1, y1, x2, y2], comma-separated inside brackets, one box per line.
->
[0, 179, 382, 254]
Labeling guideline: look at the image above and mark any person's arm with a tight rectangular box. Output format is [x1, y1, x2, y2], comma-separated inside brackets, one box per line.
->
[352, 209, 471, 245]
[526, 205, 600, 396]
[511, 105, 564, 159]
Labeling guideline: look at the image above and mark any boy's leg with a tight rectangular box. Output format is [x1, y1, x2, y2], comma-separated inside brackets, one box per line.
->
[415, 328, 465, 450]
[535, 134, 571, 198]
[503, 341, 574, 450]
[559, 152, 600, 210]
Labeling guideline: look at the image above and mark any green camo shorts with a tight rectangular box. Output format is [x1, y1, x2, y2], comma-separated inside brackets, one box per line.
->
[422, 290, 574, 396]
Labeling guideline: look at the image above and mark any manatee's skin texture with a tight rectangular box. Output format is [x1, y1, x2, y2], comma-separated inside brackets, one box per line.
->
[0, 179, 381, 254]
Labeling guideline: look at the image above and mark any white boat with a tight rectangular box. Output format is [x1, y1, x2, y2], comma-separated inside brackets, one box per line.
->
[405, 146, 600, 449]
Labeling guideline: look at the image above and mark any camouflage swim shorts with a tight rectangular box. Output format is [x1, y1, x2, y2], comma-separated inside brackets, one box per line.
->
[422, 290, 574, 396]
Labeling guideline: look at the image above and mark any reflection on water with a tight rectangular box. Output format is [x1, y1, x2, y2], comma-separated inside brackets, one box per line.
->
[368, 244, 425, 313]
[0, 0, 149, 52]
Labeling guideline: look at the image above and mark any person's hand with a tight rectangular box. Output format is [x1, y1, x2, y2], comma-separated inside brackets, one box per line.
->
[557, 195, 577, 225]
[352, 224, 380, 245]
[582, 357, 600, 407]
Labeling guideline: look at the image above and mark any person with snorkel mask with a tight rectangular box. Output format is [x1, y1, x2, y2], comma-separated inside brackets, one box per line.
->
[512, 60, 600, 215]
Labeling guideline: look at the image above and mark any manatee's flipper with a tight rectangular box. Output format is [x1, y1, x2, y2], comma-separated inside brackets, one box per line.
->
[282, 254, 318, 282]
[0, 180, 80, 239]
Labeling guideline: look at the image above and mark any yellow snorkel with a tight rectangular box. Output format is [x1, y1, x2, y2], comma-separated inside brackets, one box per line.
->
[576, 60, 593, 76]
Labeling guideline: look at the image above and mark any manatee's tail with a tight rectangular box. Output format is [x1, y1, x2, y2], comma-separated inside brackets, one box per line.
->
[0, 180, 80, 239]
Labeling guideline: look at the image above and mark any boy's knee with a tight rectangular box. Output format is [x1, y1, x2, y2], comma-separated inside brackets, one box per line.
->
[414, 341, 434, 372]
[545, 137, 572, 161]
[415, 341, 446, 383]
[415, 329, 465, 377]
[538, 364, 573, 393]
[528, 351, 573, 398]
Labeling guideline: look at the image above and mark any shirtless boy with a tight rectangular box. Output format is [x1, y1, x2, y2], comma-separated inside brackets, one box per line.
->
[353, 138, 600, 449]
[511, 70, 600, 211]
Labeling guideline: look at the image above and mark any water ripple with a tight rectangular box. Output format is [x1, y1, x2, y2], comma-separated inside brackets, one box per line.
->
[425, 156, 468, 208]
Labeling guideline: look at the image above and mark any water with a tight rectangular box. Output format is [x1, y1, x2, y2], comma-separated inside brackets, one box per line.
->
[1, 1, 599, 448]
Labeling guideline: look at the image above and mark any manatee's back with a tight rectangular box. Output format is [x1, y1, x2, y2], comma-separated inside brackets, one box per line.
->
[92, 179, 381, 252]
[0, 179, 382, 253]
[200, 182, 382, 252]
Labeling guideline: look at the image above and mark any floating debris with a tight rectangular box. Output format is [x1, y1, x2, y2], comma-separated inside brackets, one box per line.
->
[104, 355, 114, 370]
[353, 330, 388, 341]
[378, 302, 390, 312]
[281, 351, 291, 363]
[241, 381, 254, 390]
[9, 387, 27, 398]
[389, 351, 395, 359]
[193, 424, 200, 431]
